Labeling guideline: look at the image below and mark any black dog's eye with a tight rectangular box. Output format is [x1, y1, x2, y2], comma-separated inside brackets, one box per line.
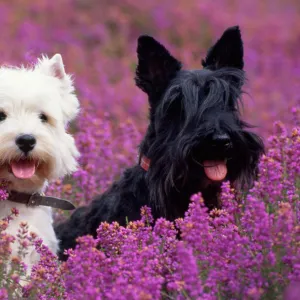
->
[39, 113, 48, 123]
[0, 111, 7, 122]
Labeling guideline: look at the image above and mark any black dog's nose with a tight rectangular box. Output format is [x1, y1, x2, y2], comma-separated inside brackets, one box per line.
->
[212, 133, 231, 148]
[16, 134, 36, 154]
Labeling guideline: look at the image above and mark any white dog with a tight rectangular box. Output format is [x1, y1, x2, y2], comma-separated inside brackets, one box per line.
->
[0, 54, 79, 271]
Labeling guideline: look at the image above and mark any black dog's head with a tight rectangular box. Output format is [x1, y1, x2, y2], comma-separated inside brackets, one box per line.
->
[136, 26, 264, 218]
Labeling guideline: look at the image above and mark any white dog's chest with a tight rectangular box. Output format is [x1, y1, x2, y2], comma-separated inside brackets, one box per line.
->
[0, 201, 59, 258]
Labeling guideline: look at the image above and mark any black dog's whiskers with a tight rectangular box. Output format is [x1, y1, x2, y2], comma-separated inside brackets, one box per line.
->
[55, 25, 265, 261]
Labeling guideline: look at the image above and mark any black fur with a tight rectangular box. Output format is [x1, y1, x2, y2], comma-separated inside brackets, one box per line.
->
[55, 26, 264, 260]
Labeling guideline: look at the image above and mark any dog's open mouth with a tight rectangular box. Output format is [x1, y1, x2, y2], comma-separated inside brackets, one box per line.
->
[9, 159, 38, 179]
[203, 160, 227, 181]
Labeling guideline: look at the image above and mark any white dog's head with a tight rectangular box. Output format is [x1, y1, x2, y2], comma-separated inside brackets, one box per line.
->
[0, 54, 80, 193]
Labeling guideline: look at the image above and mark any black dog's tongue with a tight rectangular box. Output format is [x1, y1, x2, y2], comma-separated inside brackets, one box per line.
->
[203, 160, 227, 181]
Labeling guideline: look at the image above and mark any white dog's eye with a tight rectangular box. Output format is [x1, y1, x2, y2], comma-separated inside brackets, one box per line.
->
[39, 113, 48, 123]
[0, 111, 7, 122]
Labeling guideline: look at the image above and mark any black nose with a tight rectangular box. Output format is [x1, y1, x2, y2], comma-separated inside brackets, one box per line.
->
[16, 134, 36, 154]
[212, 133, 232, 148]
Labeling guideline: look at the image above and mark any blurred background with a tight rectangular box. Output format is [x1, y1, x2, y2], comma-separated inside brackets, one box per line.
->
[1, 0, 299, 206]
[1, 0, 299, 132]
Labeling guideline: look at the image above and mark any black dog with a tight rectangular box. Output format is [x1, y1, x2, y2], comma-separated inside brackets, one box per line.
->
[55, 26, 264, 260]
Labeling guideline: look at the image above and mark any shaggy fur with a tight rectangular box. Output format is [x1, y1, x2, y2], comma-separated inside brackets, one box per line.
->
[0, 54, 79, 271]
[55, 26, 264, 261]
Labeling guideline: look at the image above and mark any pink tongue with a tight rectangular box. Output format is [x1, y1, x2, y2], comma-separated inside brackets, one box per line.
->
[203, 160, 227, 181]
[11, 160, 36, 179]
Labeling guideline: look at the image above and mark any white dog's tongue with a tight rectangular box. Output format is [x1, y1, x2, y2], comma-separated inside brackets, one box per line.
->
[203, 160, 227, 181]
[11, 160, 36, 179]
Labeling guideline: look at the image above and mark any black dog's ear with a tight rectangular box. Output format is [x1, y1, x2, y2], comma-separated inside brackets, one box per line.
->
[135, 35, 182, 95]
[202, 26, 244, 70]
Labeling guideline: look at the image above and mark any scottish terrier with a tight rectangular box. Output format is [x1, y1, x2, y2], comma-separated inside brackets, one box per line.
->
[55, 26, 264, 260]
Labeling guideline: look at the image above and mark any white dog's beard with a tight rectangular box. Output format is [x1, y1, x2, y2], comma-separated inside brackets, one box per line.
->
[0, 152, 57, 193]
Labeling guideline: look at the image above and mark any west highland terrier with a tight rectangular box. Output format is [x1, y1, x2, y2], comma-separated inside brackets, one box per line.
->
[0, 54, 79, 270]
[56, 26, 265, 260]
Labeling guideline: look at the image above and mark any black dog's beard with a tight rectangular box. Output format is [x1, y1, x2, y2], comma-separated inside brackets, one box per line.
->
[156, 130, 262, 214]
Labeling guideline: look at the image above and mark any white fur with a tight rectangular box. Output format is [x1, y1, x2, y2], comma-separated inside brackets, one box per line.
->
[0, 54, 80, 271]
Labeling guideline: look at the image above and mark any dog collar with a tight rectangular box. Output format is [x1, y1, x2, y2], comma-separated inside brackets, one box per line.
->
[7, 191, 76, 210]
[140, 155, 150, 171]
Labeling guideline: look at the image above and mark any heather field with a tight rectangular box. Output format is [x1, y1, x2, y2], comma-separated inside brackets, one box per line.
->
[0, 0, 300, 299]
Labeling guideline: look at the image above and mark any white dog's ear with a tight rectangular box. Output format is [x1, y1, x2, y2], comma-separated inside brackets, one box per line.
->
[37, 53, 67, 79]
[48, 54, 66, 79]
[37, 54, 80, 124]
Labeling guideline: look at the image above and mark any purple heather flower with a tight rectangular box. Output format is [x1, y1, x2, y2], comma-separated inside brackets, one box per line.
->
[0, 1, 299, 298]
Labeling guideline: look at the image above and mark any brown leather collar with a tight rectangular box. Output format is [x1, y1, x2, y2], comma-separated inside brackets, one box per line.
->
[7, 191, 76, 210]
[140, 155, 150, 171]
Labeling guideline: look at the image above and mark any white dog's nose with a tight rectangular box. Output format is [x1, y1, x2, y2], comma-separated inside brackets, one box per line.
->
[16, 134, 36, 154]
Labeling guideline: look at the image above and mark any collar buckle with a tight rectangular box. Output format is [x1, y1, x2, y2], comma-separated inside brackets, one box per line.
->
[27, 193, 41, 207]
